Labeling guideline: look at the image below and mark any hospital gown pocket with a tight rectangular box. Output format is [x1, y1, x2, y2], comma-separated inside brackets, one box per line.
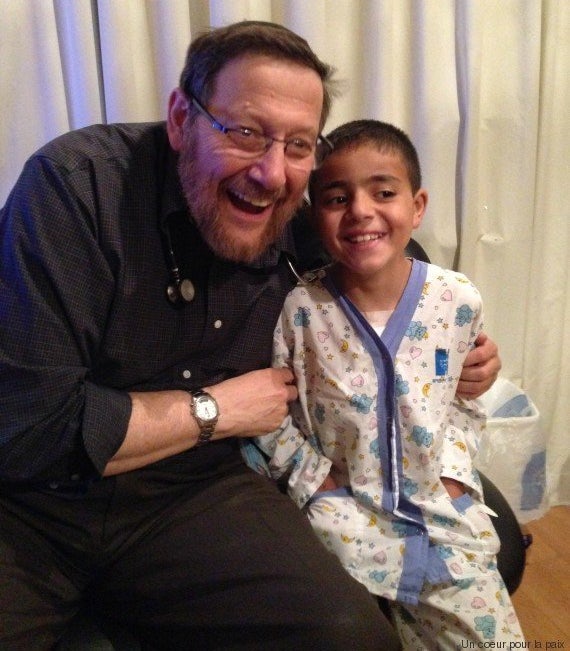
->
[305, 488, 367, 570]
[443, 492, 501, 574]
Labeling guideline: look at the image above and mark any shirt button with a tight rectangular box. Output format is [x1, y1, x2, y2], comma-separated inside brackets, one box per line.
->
[214, 319, 223, 329]
[182, 369, 192, 379]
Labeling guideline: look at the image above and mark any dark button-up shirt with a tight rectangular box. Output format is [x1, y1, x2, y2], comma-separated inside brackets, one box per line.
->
[0, 122, 305, 484]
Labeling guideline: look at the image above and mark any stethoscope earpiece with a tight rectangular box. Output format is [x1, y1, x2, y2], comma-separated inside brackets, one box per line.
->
[286, 255, 332, 286]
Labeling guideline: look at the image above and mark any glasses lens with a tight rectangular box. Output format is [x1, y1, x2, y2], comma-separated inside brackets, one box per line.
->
[226, 128, 268, 154]
[285, 139, 315, 160]
[314, 136, 334, 169]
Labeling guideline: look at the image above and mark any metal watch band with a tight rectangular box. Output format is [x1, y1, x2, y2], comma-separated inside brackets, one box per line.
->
[190, 390, 219, 446]
[196, 425, 215, 446]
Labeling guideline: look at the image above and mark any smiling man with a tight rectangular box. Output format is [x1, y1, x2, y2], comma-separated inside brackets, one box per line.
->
[0, 21, 399, 650]
[0, 21, 500, 651]
[169, 54, 322, 263]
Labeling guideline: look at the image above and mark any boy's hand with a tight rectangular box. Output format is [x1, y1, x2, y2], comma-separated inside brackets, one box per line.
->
[317, 474, 338, 493]
[441, 476, 466, 499]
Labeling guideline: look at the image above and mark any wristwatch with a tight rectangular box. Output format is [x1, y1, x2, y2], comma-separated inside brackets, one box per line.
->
[190, 389, 219, 445]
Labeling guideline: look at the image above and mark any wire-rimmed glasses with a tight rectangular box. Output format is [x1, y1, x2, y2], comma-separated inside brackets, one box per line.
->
[190, 95, 333, 168]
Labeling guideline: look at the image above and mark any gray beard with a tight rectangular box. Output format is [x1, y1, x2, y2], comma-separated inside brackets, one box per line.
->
[177, 141, 297, 264]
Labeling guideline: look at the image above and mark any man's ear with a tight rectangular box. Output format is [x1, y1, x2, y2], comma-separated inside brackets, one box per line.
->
[412, 188, 429, 229]
[166, 88, 189, 151]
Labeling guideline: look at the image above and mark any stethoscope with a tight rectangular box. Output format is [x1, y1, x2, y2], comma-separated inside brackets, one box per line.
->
[163, 220, 332, 305]
[286, 256, 331, 285]
[163, 220, 196, 304]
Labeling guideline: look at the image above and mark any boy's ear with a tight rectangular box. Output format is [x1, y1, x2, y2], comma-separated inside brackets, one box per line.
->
[412, 189, 429, 229]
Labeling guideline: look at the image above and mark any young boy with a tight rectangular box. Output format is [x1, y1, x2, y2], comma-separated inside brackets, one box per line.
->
[244, 120, 524, 649]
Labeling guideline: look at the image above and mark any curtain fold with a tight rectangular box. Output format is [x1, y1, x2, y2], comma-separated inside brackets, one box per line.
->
[1, 1, 68, 191]
[54, 0, 103, 126]
[524, 0, 570, 504]
[1, 0, 568, 509]
[457, 0, 542, 384]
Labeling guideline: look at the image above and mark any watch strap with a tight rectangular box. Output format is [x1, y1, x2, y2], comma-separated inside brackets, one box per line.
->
[190, 389, 219, 446]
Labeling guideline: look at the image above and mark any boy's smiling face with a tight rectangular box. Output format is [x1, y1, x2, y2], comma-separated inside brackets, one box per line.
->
[311, 143, 428, 282]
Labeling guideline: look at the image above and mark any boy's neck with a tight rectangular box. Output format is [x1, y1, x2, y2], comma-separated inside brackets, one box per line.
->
[332, 257, 413, 313]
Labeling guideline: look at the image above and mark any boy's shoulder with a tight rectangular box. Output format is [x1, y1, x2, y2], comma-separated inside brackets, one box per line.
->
[424, 261, 474, 285]
[422, 261, 481, 302]
[286, 274, 334, 303]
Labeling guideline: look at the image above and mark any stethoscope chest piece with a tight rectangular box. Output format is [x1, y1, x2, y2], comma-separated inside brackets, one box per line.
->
[163, 217, 197, 305]
[179, 278, 195, 302]
[166, 277, 195, 304]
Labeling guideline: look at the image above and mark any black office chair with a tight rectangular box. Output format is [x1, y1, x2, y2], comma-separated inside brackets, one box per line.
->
[479, 472, 527, 594]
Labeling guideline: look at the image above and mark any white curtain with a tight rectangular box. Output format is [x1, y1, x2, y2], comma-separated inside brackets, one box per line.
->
[1, 0, 568, 508]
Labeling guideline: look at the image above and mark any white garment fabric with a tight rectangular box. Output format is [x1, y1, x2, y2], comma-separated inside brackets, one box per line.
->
[245, 260, 523, 645]
[249, 261, 489, 598]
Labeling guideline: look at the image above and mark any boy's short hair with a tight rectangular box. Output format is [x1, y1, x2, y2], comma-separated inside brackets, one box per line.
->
[180, 21, 336, 130]
[310, 119, 422, 202]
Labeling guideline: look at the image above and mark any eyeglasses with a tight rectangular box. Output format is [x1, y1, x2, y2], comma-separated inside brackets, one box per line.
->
[189, 95, 333, 167]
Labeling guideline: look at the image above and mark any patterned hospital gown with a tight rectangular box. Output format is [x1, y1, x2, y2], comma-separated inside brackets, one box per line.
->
[244, 259, 524, 649]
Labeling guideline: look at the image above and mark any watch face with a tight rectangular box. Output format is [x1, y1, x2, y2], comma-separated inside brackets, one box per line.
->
[195, 395, 217, 421]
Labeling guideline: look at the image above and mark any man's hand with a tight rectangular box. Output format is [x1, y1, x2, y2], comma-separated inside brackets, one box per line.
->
[209, 367, 298, 439]
[106, 368, 298, 477]
[457, 332, 501, 399]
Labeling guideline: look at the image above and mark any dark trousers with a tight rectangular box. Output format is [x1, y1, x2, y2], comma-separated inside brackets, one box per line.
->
[0, 456, 399, 650]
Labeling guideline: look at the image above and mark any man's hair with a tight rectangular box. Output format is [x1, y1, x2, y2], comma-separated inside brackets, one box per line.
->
[310, 119, 422, 202]
[179, 21, 335, 130]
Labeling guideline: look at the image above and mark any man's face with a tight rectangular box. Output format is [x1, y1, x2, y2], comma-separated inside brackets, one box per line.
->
[167, 54, 324, 263]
